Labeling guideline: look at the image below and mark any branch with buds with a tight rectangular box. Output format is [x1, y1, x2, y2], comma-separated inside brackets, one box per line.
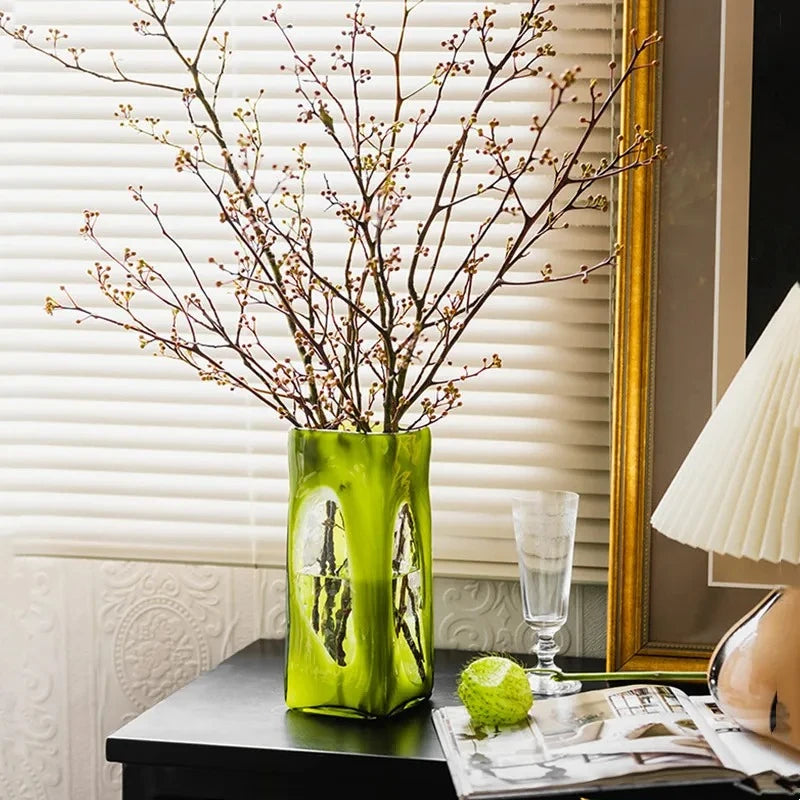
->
[2, 0, 665, 433]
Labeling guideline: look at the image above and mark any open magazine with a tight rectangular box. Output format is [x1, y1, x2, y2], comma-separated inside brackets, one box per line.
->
[432, 684, 800, 798]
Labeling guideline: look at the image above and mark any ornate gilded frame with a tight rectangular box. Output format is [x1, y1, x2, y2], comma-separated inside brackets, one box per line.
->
[607, 0, 765, 673]
[606, 0, 695, 673]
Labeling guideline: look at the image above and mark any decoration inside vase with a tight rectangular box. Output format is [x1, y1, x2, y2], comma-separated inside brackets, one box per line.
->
[286, 428, 433, 718]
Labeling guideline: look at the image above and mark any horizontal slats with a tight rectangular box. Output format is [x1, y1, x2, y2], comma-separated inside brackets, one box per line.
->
[0, 0, 615, 582]
[0, 213, 613, 243]
[3, 326, 610, 358]
[1, 81, 616, 107]
[9, 525, 609, 583]
[2, 421, 608, 456]
[0, 175, 614, 210]
[0, 477, 610, 516]
[0, 139, 614, 167]
[3, 438, 609, 474]
[1, 390, 608, 421]
[3, 280, 613, 323]
[2, 414, 609, 447]
[3, 365, 612, 400]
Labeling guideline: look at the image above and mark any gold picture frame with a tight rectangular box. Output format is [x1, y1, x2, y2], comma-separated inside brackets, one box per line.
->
[606, 0, 767, 673]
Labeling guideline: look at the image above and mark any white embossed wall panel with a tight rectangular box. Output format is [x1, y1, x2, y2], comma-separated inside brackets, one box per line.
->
[1, 555, 64, 800]
[256, 568, 287, 639]
[432, 578, 602, 658]
[93, 561, 259, 799]
[2, 555, 605, 800]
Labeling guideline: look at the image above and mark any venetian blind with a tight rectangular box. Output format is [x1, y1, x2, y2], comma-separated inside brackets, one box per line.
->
[0, 0, 615, 581]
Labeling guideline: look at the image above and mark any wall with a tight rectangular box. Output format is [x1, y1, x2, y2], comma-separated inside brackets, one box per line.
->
[0, 551, 605, 800]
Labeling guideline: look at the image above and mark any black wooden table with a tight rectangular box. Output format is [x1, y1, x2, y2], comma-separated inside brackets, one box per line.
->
[106, 639, 750, 800]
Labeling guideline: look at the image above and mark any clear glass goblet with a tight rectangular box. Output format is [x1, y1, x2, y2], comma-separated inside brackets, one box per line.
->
[512, 489, 581, 696]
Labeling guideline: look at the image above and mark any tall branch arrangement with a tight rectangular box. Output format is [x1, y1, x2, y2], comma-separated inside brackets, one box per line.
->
[1, 0, 663, 433]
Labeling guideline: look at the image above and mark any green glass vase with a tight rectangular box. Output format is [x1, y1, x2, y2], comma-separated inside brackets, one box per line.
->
[284, 427, 434, 719]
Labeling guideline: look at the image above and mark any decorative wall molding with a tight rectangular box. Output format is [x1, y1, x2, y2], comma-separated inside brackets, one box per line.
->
[1, 553, 63, 800]
[2, 554, 607, 799]
[93, 561, 258, 799]
[433, 578, 602, 658]
[256, 568, 287, 639]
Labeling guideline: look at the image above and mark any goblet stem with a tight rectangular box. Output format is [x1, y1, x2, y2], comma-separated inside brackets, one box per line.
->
[527, 630, 582, 696]
[533, 632, 559, 673]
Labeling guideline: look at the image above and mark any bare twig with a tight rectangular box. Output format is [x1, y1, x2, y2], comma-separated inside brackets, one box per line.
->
[3, 1, 664, 432]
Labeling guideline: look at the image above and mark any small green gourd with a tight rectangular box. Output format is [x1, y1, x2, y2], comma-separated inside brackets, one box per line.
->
[457, 655, 533, 727]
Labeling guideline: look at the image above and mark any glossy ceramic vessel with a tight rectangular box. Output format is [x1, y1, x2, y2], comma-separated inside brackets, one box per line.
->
[709, 586, 800, 751]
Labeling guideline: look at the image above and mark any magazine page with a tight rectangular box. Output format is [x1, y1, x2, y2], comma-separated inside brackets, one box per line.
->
[433, 684, 734, 799]
[689, 695, 800, 789]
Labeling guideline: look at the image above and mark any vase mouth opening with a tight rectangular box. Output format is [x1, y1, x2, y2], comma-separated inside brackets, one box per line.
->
[291, 426, 429, 438]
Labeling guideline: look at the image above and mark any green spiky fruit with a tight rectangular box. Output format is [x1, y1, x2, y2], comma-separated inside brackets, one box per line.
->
[457, 655, 533, 727]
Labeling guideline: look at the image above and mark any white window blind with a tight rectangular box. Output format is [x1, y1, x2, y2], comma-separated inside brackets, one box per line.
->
[0, 0, 615, 582]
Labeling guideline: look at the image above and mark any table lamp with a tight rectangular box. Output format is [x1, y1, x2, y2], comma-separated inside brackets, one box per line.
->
[650, 281, 800, 750]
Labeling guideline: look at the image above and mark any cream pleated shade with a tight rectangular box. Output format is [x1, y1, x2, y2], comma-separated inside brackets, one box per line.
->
[650, 282, 800, 563]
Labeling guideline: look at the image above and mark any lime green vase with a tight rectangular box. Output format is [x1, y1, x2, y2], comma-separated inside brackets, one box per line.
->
[284, 428, 434, 719]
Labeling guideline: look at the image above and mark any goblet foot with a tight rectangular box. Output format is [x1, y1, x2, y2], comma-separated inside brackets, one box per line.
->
[527, 668, 582, 697]
[526, 632, 581, 696]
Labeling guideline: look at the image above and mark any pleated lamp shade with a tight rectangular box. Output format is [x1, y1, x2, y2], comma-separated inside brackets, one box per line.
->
[650, 282, 800, 563]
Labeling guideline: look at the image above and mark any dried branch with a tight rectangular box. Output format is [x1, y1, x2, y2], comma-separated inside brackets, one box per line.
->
[1, 1, 664, 432]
